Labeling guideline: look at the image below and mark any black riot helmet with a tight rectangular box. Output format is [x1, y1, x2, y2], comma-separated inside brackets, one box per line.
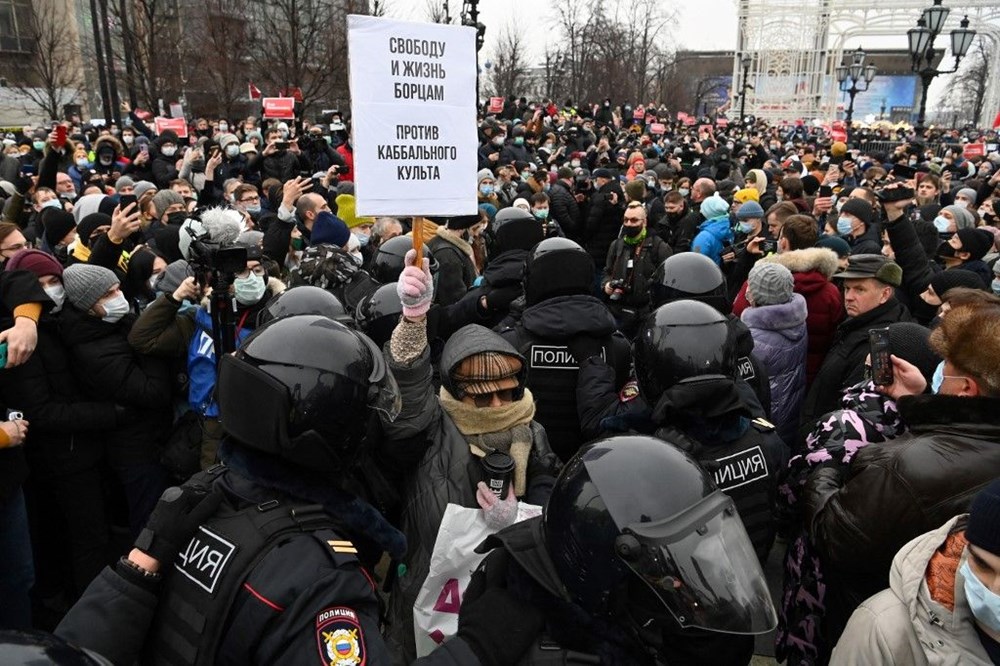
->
[256, 285, 353, 327]
[634, 300, 736, 405]
[650, 252, 731, 314]
[493, 207, 545, 254]
[355, 282, 402, 348]
[523, 237, 595, 306]
[0, 630, 113, 665]
[217, 315, 400, 473]
[371, 236, 438, 284]
[543, 435, 777, 634]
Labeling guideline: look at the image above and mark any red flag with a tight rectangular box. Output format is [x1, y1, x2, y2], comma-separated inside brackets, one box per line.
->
[248, 82, 262, 101]
[993, 110, 1000, 129]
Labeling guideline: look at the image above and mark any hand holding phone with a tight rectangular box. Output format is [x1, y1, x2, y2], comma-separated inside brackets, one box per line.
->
[869, 327, 894, 385]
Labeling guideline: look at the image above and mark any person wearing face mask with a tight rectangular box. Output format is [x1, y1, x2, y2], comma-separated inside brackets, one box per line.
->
[833, 479, 1000, 665]
[91, 135, 126, 181]
[804, 301, 1000, 652]
[59, 263, 172, 536]
[691, 193, 735, 267]
[151, 130, 181, 188]
[938, 227, 996, 287]
[601, 201, 672, 337]
[334, 193, 376, 265]
[1, 250, 124, 611]
[42, 209, 77, 265]
[476, 168, 499, 207]
[835, 198, 881, 255]
[188, 243, 285, 468]
[500, 126, 530, 165]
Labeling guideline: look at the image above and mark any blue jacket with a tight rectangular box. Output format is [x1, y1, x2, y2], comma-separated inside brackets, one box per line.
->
[187, 307, 253, 417]
[692, 216, 734, 266]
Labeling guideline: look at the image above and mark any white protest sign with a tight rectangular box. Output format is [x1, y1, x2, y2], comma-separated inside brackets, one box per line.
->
[347, 15, 478, 217]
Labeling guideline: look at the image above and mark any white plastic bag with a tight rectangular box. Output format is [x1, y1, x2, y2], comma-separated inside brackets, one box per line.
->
[413, 501, 541, 656]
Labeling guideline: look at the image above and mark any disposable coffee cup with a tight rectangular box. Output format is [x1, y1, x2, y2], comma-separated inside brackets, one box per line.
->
[481, 451, 515, 500]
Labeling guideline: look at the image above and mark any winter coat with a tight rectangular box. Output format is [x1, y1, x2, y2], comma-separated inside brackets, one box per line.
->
[601, 232, 672, 313]
[253, 149, 303, 184]
[379, 330, 561, 663]
[804, 394, 1000, 647]
[741, 294, 808, 446]
[150, 154, 179, 189]
[426, 228, 477, 307]
[58, 305, 173, 467]
[547, 180, 580, 238]
[799, 296, 911, 434]
[845, 224, 881, 256]
[692, 215, 734, 266]
[831, 515, 994, 666]
[734, 247, 844, 386]
[188, 277, 285, 418]
[884, 215, 939, 324]
[335, 143, 355, 182]
[583, 180, 625, 270]
[127, 293, 197, 358]
[1, 316, 118, 476]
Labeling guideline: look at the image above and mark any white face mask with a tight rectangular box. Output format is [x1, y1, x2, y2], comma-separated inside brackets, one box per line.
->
[41, 198, 61, 211]
[123, 135, 134, 146]
[100, 293, 129, 323]
[233, 273, 266, 305]
[225, 144, 240, 158]
[161, 146, 177, 158]
[43, 284, 65, 312]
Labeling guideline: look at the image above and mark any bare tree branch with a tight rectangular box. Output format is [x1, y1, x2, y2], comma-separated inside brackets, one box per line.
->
[10, 2, 84, 120]
[486, 21, 528, 99]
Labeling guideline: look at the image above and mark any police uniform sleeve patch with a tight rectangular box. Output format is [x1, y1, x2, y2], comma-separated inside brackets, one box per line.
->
[315, 607, 366, 666]
[619, 379, 640, 403]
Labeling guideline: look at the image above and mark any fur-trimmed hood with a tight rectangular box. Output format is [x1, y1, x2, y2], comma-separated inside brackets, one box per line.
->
[761, 247, 840, 278]
[93, 134, 124, 157]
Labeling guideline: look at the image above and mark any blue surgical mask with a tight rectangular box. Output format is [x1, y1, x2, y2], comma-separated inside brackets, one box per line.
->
[931, 361, 945, 394]
[961, 559, 1000, 633]
[933, 216, 951, 233]
[992, 278, 1000, 295]
[679, 188, 690, 198]
[246, 204, 261, 215]
[33, 140, 45, 151]
[41, 198, 62, 210]
[479, 184, 494, 196]
[837, 216, 854, 235]
[357, 233, 370, 247]
[514, 137, 524, 146]
[737, 221, 754, 234]
[533, 208, 549, 220]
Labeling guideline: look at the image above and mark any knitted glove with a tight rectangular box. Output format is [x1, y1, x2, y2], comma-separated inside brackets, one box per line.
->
[396, 248, 433, 319]
[476, 481, 518, 531]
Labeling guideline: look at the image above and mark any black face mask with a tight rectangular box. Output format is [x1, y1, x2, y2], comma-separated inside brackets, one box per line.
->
[166, 210, 188, 227]
[937, 241, 957, 259]
[622, 224, 643, 238]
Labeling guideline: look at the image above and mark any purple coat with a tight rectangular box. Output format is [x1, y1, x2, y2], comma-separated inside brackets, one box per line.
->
[741, 294, 808, 445]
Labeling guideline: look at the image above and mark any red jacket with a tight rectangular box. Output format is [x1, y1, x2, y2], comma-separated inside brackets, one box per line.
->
[335, 143, 354, 182]
[733, 247, 843, 386]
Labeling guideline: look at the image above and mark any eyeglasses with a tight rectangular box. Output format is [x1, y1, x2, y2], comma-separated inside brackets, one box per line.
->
[236, 266, 267, 279]
[1, 242, 27, 253]
[471, 388, 515, 408]
[623, 216, 645, 223]
[239, 196, 260, 204]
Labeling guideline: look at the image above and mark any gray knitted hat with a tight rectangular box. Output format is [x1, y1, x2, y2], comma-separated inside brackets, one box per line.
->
[151, 190, 184, 218]
[63, 263, 119, 312]
[133, 181, 157, 199]
[748, 261, 794, 306]
[114, 176, 135, 193]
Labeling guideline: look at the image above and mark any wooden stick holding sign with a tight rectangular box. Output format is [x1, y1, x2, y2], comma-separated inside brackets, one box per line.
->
[412, 217, 424, 266]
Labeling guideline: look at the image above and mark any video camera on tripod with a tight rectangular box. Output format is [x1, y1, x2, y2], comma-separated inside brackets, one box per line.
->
[179, 208, 249, 360]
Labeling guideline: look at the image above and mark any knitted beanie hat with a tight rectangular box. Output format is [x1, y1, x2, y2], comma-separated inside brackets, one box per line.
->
[700, 193, 730, 220]
[151, 190, 184, 219]
[5, 249, 63, 278]
[956, 228, 994, 261]
[748, 262, 794, 306]
[63, 263, 118, 311]
[311, 211, 351, 248]
[734, 188, 760, 204]
[967, 479, 1000, 555]
[929, 269, 986, 298]
[736, 201, 764, 221]
[956, 187, 978, 206]
[452, 351, 523, 396]
[886, 322, 940, 383]
[43, 210, 77, 248]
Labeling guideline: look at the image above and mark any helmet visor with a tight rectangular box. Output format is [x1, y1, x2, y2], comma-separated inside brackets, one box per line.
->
[620, 491, 777, 634]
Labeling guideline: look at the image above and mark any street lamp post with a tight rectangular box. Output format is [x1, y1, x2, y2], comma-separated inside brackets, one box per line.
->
[907, 0, 976, 135]
[738, 55, 752, 123]
[835, 47, 877, 145]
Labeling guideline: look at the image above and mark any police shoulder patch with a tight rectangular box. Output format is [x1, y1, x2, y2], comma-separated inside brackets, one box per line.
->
[619, 379, 640, 403]
[316, 607, 366, 666]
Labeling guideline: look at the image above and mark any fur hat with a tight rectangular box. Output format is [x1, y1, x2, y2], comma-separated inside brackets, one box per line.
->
[747, 262, 794, 306]
[930, 302, 1000, 394]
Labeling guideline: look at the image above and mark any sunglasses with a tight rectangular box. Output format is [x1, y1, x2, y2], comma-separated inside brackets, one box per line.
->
[471, 388, 515, 408]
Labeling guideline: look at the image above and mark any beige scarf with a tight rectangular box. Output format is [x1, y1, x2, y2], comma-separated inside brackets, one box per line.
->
[439, 387, 536, 496]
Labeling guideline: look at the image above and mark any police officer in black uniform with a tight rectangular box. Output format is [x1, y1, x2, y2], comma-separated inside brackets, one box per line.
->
[55, 314, 539, 666]
[650, 251, 772, 418]
[457, 434, 778, 664]
[576, 300, 784, 568]
[498, 237, 630, 462]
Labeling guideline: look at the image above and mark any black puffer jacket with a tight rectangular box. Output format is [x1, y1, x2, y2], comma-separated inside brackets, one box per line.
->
[548, 180, 581, 238]
[804, 394, 1000, 647]
[799, 297, 911, 432]
[59, 305, 173, 466]
[584, 180, 625, 270]
[380, 324, 561, 663]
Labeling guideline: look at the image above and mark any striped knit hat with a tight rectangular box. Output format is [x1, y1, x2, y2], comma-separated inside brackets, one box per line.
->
[451, 351, 523, 396]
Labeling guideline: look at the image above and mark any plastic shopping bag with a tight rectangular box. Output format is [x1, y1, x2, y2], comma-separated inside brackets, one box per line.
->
[413, 501, 541, 656]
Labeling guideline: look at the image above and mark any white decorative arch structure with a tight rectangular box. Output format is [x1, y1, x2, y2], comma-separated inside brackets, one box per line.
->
[733, 0, 1000, 125]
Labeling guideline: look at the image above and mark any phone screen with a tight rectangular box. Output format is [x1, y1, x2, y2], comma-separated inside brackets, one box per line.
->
[869, 327, 893, 385]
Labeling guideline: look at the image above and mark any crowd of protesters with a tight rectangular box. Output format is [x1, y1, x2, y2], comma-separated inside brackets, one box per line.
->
[0, 92, 999, 665]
